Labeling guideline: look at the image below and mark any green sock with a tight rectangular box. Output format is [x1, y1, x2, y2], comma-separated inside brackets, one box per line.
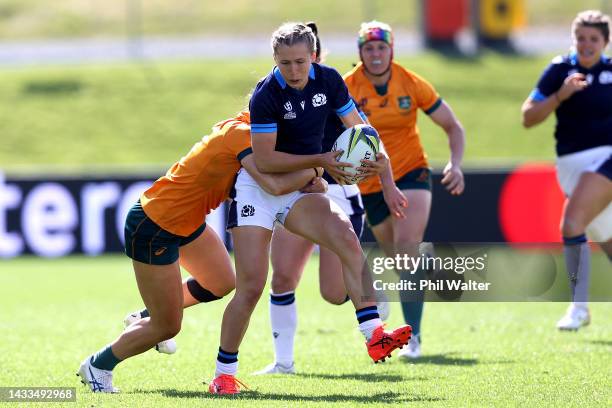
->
[90, 345, 121, 371]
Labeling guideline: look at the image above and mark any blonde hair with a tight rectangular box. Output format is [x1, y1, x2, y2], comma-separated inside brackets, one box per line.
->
[572, 10, 610, 43]
[271, 22, 317, 55]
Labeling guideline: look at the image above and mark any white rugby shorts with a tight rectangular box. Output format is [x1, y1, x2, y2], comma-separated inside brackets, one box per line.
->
[229, 169, 309, 230]
[326, 183, 363, 217]
[556, 145, 612, 241]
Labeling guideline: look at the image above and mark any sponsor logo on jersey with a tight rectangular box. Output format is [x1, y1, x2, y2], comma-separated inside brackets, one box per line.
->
[154, 247, 167, 256]
[586, 73, 594, 85]
[398, 96, 412, 110]
[300, 100, 305, 110]
[241, 204, 255, 217]
[284, 101, 292, 111]
[312, 93, 327, 107]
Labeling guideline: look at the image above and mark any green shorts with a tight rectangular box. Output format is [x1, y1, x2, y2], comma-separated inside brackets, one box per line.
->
[124, 201, 206, 265]
[362, 167, 432, 227]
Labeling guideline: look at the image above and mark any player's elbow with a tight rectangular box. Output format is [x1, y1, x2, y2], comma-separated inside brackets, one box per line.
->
[521, 104, 540, 128]
[259, 178, 290, 196]
[449, 121, 464, 136]
[254, 155, 276, 173]
[267, 183, 290, 196]
[522, 114, 537, 128]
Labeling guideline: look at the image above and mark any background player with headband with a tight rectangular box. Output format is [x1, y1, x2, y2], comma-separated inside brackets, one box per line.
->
[344, 21, 466, 359]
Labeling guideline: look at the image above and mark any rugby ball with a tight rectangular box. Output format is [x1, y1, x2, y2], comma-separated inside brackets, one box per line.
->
[331, 124, 380, 184]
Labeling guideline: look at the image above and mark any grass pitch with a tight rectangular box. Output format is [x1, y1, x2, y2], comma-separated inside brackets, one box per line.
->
[1, 255, 610, 407]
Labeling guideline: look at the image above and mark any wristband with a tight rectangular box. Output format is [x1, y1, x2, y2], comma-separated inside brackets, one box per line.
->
[313, 168, 319, 178]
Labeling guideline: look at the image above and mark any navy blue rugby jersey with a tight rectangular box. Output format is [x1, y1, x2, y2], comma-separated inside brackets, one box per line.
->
[529, 53, 612, 156]
[249, 63, 356, 155]
[321, 101, 368, 185]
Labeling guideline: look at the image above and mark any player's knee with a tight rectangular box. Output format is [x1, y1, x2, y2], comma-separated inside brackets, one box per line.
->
[331, 222, 361, 253]
[320, 287, 348, 305]
[152, 315, 182, 340]
[271, 271, 298, 293]
[162, 322, 181, 340]
[561, 214, 585, 238]
[394, 229, 423, 247]
[237, 282, 266, 308]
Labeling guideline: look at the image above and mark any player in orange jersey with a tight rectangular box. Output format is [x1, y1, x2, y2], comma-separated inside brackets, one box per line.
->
[77, 111, 327, 393]
[344, 21, 466, 359]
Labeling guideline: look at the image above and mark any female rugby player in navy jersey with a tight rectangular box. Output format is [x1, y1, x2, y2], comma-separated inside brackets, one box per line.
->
[208, 22, 411, 395]
[255, 22, 393, 376]
[522, 10, 612, 331]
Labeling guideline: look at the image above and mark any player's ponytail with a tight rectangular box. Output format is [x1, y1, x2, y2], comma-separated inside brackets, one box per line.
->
[306, 22, 321, 61]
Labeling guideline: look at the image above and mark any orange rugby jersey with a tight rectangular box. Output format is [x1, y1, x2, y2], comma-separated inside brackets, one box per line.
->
[343, 62, 441, 195]
[141, 112, 251, 236]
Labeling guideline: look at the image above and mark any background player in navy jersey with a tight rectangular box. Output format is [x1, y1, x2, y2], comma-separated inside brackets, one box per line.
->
[208, 22, 411, 395]
[522, 10, 612, 331]
[255, 22, 394, 376]
[560, 153, 611, 326]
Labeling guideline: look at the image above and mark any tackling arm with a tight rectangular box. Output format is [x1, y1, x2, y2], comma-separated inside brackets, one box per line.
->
[241, 154, 323, 196]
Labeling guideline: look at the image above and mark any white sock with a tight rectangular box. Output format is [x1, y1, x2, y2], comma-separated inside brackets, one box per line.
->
[572, 302, 588, 310]
[359, 318, 383, 341]
[270, 291, 297, 366]
[215, 360, 238, 378]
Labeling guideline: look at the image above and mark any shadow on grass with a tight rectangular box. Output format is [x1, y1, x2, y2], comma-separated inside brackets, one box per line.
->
[296, 372, 430, 382]
[23, 80, 83, 95]
[587, 340, 612, 347]
[132, 389, 444, 403]
[400, 352, 476, 366]
[400, 352, 514, 367]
